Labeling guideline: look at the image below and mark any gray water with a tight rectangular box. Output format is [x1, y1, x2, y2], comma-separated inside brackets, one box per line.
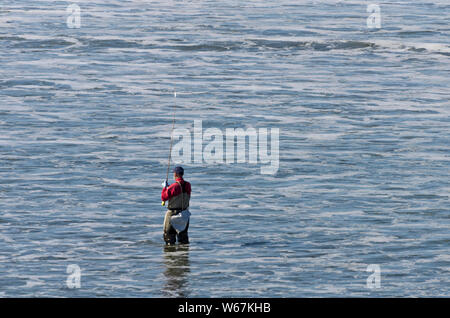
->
[0, 0, 449, 297]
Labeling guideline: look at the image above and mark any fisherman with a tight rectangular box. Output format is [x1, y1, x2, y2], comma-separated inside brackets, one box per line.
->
[161, 166, 191, 245]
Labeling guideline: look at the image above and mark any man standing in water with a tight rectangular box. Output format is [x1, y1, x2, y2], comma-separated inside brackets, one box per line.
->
[161, 166, 191, 245]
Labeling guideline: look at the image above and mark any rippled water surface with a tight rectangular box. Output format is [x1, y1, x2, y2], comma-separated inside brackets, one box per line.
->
[0, 0, 449, 297]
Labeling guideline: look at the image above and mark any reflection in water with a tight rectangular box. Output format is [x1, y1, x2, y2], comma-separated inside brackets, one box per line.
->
[162, 245, 191, 297]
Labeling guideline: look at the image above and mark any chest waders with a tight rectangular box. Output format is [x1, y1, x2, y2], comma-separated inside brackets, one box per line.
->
[163, 181, 190, 245]
[168, 181, 190, 211]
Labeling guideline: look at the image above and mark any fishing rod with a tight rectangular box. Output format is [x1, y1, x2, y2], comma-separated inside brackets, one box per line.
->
[162, 91, 177, 206]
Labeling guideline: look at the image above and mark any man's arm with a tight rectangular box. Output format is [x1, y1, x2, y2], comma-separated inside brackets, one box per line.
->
[161, 183, 182, 201]
[161, 186, 170, 202]
[161, 184, 175, 201]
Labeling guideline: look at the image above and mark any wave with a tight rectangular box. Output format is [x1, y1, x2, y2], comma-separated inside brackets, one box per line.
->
[166, 39, 377, 52]
[170, 38, 450, 55]
[2, 35, 448, 55]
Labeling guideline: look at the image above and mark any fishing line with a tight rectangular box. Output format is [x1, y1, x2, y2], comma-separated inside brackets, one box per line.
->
[162, 91, 177, 206]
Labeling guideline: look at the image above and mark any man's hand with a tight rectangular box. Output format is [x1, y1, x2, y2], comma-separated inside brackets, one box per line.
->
[162, 180, 169, 188]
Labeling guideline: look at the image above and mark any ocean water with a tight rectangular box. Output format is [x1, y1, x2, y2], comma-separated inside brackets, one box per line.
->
[0, 0, 449, 297]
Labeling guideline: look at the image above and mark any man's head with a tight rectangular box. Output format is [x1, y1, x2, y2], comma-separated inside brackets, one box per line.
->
[173, 166, 184, 179]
